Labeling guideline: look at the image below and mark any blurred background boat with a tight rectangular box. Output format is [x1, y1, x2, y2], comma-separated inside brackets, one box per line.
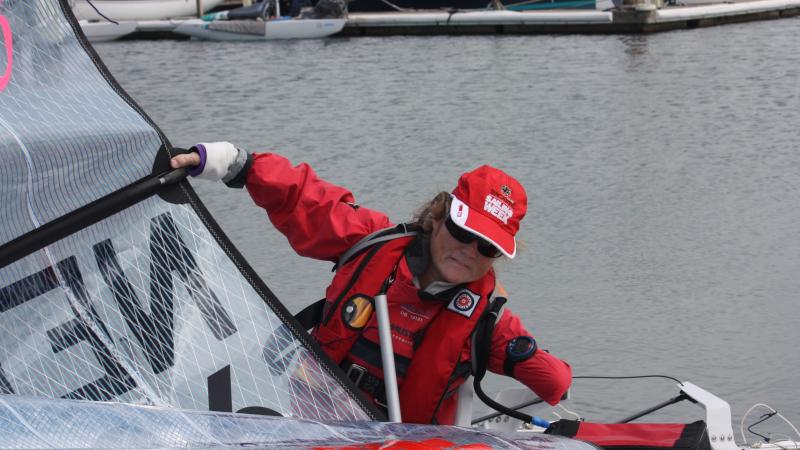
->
[78, 19, 138, 41]
[174, 0, 346, 41]
[71, 0, 228, 21]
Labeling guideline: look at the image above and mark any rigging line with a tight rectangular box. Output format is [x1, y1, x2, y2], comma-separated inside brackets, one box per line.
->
[740, 404, 800, 446]
[83, 0, 119, 24]
[748, 411, 778, 442]
[0, 167, 188, 270]
[574, 374, 684, 385]
[376, 0, 407, 12]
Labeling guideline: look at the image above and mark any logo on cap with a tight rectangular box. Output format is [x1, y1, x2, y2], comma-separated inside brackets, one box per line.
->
[501, 185, 513, 201]
[484, 194, 513, 224]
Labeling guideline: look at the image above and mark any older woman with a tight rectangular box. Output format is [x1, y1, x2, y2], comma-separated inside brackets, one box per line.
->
[171, 142, 572, 425]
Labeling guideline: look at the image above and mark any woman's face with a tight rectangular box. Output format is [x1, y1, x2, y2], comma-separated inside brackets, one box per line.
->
[427, 218, 496, 285]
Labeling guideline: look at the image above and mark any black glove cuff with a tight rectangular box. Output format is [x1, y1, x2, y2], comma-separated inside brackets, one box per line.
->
[224, 152, 253, 189]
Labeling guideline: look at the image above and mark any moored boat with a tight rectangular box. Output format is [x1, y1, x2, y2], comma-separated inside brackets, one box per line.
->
[78, 19, 138, 41]
[173, 17, 346, 40]
[173, 0, 347, 40]
[71, 0, 228, 21]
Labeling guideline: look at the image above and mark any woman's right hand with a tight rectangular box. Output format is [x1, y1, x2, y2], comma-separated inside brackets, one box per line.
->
[170, 152, 201, 170]
[170, 142, 241, 182]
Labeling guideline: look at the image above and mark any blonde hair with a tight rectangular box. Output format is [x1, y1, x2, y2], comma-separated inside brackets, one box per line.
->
[411, 191, 451, 233]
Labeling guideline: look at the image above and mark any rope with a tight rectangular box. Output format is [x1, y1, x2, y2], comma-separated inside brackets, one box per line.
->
[574, 374, 684, 385]
[83, 0, 119, 24]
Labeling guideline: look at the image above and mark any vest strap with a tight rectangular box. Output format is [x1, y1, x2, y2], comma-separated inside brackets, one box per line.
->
[470, 296, 507, 378]
[342, 361, 388, 407]
[334, 223, 418, 271]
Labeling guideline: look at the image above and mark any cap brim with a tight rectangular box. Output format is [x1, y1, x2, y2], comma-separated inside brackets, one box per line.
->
[450, 196, 516, 258]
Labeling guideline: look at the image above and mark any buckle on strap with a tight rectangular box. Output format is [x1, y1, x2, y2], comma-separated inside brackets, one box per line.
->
[346, 363, 367, 387]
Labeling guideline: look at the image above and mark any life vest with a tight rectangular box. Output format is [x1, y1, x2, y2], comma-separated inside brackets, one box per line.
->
[312, 228, 497, 425]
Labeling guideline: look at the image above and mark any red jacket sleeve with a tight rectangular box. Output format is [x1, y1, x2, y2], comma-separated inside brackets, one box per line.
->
[487, 308, 572, 405]
[245, 153, 392, 262]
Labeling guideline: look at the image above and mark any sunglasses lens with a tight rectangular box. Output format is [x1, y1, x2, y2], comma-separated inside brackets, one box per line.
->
[445, 217, 502, 258]
[478, 241, 502, 258]
[444, 217, 473, 244]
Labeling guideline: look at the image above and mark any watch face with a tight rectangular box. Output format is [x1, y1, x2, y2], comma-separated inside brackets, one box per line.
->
[511, 337, 533, 354]
[507, 336, 536, 361]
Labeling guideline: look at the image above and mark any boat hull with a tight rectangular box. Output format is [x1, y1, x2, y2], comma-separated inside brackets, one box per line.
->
[72, 0, 227, 21]
[78, 19, 138, 41]
[173, 18, 347, 40]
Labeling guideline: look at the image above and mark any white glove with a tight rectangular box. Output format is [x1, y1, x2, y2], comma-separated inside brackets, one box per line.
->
[188, 142, 247, 183]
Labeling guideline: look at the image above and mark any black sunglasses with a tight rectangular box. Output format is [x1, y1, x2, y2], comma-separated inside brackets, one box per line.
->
[444, 216, 503, 258]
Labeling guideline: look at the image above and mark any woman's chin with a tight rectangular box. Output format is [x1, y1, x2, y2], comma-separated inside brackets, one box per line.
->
[440, 265, 474, 285]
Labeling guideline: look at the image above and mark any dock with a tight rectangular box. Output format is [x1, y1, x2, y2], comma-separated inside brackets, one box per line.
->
[116, 0, 800, 38]
[339, 0, 800, 35]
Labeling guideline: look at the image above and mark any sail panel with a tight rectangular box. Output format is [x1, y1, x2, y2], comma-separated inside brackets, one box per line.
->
[0, 0, 162, 244]
[0, 189, 372, 420]
[0, 0, 378, 422]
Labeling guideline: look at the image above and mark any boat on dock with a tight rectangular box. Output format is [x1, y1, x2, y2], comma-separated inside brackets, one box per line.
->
[71, 0, 227, 21]
[173, 17, 346, 39]
[173, 0, 346, 40]
[78, 19, 138, 41]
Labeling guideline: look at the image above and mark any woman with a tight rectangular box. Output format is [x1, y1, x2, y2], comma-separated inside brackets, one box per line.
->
[171, 142, 572, 425]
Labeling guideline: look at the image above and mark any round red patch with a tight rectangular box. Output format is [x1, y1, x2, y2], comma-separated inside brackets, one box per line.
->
[455, 294, 474, 311]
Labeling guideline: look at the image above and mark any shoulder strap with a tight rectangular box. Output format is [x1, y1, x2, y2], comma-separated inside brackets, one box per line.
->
[294, 223, 419, 330]
[333, 223, 419, 271]
[470, 295, 507, 378]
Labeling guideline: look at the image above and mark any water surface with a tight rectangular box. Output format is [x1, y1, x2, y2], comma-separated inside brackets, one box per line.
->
[96, 19, 800, 432]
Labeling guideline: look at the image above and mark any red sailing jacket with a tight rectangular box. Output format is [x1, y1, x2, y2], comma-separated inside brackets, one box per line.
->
[246, 153, 572, 423]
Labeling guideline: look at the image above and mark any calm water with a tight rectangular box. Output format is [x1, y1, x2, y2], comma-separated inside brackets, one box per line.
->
[95, 19, 800, 431]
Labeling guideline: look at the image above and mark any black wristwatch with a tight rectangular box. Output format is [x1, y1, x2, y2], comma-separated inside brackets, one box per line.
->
[503, 336, 537, 376]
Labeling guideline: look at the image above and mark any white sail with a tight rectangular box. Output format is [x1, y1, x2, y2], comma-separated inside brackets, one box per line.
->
[0, 0, 377, 423]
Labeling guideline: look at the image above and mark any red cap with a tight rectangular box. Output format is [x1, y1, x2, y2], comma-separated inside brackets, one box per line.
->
[449, 165, 527, 258]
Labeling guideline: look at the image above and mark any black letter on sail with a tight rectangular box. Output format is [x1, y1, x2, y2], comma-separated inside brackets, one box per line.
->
[49, 256, 138, 401]
[94, 212, 237, 374]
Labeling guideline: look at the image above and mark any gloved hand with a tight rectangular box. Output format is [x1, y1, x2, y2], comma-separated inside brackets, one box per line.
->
[187, 142, 242, 182]
[170, 142, 251, 188]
